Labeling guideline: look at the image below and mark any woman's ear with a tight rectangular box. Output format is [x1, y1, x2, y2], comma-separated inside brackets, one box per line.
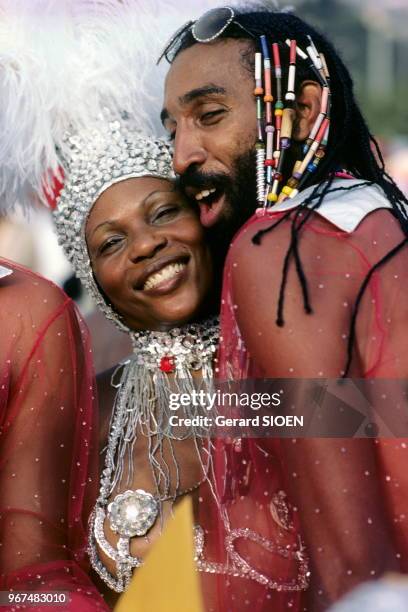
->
[293, 81, 322, 141]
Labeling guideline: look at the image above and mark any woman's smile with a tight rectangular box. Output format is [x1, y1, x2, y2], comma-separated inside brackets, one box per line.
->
[86, 176, 215, 330]
[135, 253, 190, 293]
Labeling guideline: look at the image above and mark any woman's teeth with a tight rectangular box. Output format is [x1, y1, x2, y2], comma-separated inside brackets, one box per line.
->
[195, 188, 216, 201]
[143, 262, 186, 290]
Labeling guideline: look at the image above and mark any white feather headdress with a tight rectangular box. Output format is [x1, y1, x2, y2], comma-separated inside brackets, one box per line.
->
[0, 0, 185, 215]
[0, 0, 233, 216]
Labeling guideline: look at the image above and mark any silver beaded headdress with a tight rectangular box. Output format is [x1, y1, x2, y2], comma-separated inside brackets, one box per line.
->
[53, 116, 175, 331]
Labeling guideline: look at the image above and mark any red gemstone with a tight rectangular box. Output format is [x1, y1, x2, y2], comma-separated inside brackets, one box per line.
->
[159, 355, 175, 373]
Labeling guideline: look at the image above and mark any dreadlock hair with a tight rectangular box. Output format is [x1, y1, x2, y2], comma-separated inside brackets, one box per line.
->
[167, 5, 408, 376]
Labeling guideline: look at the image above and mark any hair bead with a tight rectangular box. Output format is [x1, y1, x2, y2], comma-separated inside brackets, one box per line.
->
[280, 108, 295, 139]
[285, 38, 307, 61]
[252, 34, 333, 206]
[285, 40, 297, 102]
[255, 52, 262, 85]
[256, 146, 266, 203]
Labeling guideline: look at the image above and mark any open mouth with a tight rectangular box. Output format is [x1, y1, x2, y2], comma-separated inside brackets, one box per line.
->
[191, 187, 226, 228]
[194, 187, 217, 202]
[143, 261, 186, 291]
[136, 255, 190, 294]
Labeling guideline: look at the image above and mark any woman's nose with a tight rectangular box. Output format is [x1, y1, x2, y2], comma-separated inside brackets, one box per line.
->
[128, 231, 168, 263]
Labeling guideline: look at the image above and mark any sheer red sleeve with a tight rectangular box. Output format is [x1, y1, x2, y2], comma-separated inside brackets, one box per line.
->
[0, 261, 108, 610]
[214, 208, 408, 611]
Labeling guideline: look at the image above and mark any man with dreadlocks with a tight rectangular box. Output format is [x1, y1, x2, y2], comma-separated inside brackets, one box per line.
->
[161, 5, 408, 612]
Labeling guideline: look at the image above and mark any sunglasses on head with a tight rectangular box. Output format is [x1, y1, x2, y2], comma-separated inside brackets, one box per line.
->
[157, 6, 255, 64]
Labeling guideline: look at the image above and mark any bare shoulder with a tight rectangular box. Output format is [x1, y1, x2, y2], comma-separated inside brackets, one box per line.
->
[228, 210, 354, 301]
[226, 212, 362, 377]
[0, 262, 72, 367]
[0, 261, 69, 315]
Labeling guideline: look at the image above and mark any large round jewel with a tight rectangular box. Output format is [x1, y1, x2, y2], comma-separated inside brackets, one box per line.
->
[107, 490, 158, 537]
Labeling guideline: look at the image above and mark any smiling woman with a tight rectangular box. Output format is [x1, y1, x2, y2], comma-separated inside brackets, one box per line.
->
[86, 176, 213, 331]
[0, 0, 231, 604]
[0, 7, 225, 590]
[49, 116, 223, 602]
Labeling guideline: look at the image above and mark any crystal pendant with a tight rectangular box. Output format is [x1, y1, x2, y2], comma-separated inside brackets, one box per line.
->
[107, 490, 159, 537]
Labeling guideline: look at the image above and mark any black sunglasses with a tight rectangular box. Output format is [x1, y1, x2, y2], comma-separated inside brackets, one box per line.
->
[157, 6, 255, 64]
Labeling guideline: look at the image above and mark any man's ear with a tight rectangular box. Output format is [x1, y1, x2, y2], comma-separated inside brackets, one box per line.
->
[293, 81, 322, 141]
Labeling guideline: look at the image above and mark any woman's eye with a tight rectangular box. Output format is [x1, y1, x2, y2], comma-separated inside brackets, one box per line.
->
[99, 237, 122, 254]
[200, 109, 225, 124]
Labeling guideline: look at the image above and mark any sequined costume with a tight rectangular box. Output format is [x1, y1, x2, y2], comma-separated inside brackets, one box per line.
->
[0, 259, 108, 610]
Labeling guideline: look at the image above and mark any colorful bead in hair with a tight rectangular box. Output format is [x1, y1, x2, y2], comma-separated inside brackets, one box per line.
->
[260, 35, 275, 200]
[252, 33, 332, 207]
[254, 51, 266, 204]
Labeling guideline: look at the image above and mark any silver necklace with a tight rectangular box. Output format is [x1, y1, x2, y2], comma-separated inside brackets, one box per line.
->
[88, 317, 219, 592]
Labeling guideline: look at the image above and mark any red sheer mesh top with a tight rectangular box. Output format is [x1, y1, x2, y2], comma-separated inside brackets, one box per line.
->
[211, 180, 408, 611]
[0, 259, 108, 610]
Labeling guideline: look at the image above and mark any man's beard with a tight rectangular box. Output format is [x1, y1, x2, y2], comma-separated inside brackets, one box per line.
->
[177, 149, 257, 245]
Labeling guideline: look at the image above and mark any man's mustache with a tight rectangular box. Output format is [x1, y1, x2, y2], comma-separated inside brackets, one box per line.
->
[175, 167, 233, 194]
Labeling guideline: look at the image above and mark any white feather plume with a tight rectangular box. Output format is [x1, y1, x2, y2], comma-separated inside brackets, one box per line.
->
[0, 0, 215, 215]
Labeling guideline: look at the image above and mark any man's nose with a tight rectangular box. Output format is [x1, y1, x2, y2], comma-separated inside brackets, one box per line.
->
[128, 231, 168, 263]
[173, 128, 207, 176]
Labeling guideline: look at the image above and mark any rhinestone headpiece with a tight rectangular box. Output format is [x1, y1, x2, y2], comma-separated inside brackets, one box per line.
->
[53, 114, 175, 332]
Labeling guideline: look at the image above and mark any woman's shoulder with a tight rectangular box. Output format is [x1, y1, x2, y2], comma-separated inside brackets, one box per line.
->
[0, 258, 69, 306]
[0, 260, 74, 360]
